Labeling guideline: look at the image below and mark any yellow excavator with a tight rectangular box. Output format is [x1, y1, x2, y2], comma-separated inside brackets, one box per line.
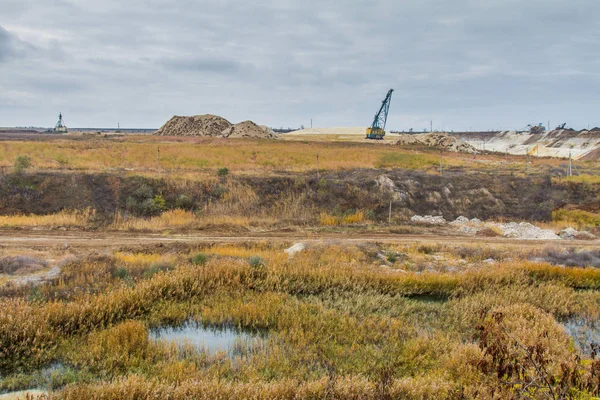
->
[366, 89, 394, 140]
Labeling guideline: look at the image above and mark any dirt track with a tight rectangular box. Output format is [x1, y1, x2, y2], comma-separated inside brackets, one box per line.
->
[0, 230, 597, 250]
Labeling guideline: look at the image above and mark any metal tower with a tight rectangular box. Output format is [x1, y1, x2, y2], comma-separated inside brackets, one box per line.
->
[55, 113, 68, 133]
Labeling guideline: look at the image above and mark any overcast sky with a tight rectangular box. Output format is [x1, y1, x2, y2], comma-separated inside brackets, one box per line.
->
[1, 0, 599, 131]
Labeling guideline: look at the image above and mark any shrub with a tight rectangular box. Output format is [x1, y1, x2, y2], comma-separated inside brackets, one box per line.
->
[112, 267, 130, 280]
[152, 195, 167, 214]
[133, 184, 154, 201]
[175, 194, 193, 210]
[217, 167, 229, 177]
[13, 155, 32, 173]
[248, 256, 265, 268]
[190, 253, 209, 266]
[143, 263, 173, 279]
[126, 194, 167, 217]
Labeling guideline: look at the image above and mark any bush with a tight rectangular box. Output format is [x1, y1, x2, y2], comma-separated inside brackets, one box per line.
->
[190, 253, 209, 266]
[133, 185, 154, 201]
[13, 155, 32, 173]
[126, 193, 167, 217]
[175, 194, 193, 210]
[143, 263, 173, 279]
[112, 267, 130, 280]
[217, 168, 229, 177]
[152, 195, 167, 213]
[248, 256, 265, 268]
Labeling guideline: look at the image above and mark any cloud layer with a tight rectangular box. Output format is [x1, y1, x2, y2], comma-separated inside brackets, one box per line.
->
[1, 0, 599, 130]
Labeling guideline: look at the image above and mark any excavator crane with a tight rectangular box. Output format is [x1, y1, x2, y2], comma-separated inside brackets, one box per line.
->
[366, 89, 394, 140]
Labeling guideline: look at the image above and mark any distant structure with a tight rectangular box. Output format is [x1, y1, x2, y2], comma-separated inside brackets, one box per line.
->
[527, 123, 546, 134]
[54, 113, 68, 133]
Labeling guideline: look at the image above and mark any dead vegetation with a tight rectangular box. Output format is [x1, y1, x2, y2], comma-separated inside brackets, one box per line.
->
[537, 248, 600, 268]
[0, 256, 47, 275]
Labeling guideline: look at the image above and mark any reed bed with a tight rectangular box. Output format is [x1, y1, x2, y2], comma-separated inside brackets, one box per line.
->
[1, 243, 599, 398]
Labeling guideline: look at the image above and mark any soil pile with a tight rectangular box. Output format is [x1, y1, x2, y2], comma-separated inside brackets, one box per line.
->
[394, 133, 475, 153]
[222, 121, 279, 139]
[156, 115, 279, 139]
[156, 115, 232, 137]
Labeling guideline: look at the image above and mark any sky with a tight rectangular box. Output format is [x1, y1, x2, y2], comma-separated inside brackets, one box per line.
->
[1, 0, 599, 131]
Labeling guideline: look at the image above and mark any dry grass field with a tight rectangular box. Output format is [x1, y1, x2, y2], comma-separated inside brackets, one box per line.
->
[0, 134, 594, 177]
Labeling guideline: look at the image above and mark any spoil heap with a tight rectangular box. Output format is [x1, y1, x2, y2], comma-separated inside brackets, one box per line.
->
[155, 114, 279, 139]
[395, 133, 476, 153]
[155, 115, 232, 137]
[222, 121, 279, 139]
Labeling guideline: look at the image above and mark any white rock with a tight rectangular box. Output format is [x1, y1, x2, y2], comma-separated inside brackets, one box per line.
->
[558, 228, 578, 240]
[411, 215, 447, 225]
[284, 243, 306, 256]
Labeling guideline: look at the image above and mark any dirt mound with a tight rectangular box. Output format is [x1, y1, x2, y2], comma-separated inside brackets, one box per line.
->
[394, 133, 476, 153]
[156, 115, 278, 139]
[156, 114, 233, 137]
[221, 121, 279, 139]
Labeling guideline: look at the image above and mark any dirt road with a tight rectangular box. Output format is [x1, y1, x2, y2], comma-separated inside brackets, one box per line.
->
[0, 230, 597, 250]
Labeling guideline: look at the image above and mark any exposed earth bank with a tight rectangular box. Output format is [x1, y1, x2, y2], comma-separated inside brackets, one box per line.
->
[0, 170, 598, 226]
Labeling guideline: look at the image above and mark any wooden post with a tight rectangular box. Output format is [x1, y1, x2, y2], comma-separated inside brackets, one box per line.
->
[388, 199, 392, 225]
[439, 149, 443, 175]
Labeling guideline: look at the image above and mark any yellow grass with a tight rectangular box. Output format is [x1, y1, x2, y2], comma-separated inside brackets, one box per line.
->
[562, 174, 600, 184]
[114, 252, 177, 266]
[319, 210, 366, 226]
[0, 135, 578, 176]
[552, 209, 600, 229]
[111, 209, 198, 230]
[0, 209, 93, 227]
[110, 209, 275, 231]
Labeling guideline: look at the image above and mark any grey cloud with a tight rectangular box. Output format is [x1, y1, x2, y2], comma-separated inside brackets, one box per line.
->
[157, 56, 243, 74]
[0, 25, 33, 62]
[0, 0, 599, 130]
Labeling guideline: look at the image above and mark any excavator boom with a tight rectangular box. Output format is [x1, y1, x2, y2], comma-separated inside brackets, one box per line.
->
[366, 89, 394, 140]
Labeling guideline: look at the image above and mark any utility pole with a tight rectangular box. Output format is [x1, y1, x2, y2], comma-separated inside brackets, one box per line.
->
[311, 119, 313, 129]
[430, 120, 433, 133]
